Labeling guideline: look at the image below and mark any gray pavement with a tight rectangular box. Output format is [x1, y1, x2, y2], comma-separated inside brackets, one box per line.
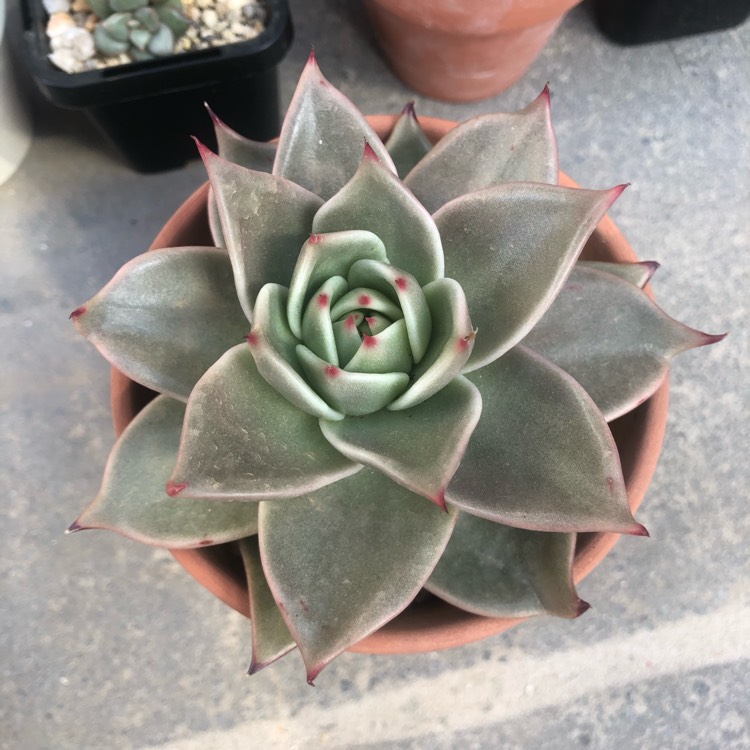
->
[2, 1, 748, 748]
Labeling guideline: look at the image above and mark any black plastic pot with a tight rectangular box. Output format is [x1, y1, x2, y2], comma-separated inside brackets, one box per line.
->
[593, 0, 750, 45]
[20, 0, 292, 171]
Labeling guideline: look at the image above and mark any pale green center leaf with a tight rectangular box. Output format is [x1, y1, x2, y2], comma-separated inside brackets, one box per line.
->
[384, 103, 433, 178]
[286, 230, 388, 339]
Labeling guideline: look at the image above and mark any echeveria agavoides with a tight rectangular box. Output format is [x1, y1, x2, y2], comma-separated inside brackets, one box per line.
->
[69, 52, 724, 683]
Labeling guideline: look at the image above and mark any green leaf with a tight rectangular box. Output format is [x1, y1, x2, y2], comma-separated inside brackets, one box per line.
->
[385, 102, 433, 178]
[296, 345, 409, 416]
[207, 104, 277, 172]
[199, 142, 323, 322]
[259, 468, 457, 683]
[168, 345, 360, 499]
[70, 396, 259, 547]
[426, 512, 583, 618]
[523, 266, 725, 421]
[273, 53, 396, 200]
[301, 276, 348, 364]
[332, 312, 364, 366]
[348, 260, 432, 363]
[447, 346, 645, 535]
[286, 230, 387, 339]
[434, 183, 624, 373]
[320, 377, 481, 507]
[248, 284, 345, 421]
[577, 259, 658, 289]
[207, 187, 226, 248]
[405, 88, 557, 214]
[312, 146, 444, 286]
[238, 537, 296, 674]
[344, 319, 412, 374]
[388, 278, 475, 410]
[71, 247, 249, 402]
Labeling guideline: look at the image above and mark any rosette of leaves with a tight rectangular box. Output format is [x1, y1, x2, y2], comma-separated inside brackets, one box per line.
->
[68, 54, 723, 683]
[89, 0, 190, 60]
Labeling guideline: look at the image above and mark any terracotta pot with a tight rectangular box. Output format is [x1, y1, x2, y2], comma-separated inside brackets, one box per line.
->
[363, 0, 583, 102]
[111, 115, 669, 655]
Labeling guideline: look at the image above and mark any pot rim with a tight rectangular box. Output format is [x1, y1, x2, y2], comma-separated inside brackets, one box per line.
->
[111, 114, 669, 655]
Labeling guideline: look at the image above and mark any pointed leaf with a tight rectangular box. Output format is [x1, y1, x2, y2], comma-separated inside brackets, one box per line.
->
[168, 344, 360, 500]
[426, 512, 582, 618]
[287, 230, 387, 339]
[385, 102, 432, 178]
[447, 346, 645, 534]
[388, 278, 475, 410]
[199, 142, 323, 322]
[578, 260, 659, 288]
[71, 247, 249, 401]
[301, 276, 348, 364]
[71, 396, 259, 547]
[312, 146, 444, 285]
[329, 287, 402, 323]
[434, 183, 624, 372]
[259, 468, 457, 682]
[523, 266, 726, 421]
[273, 53, 396, 200]
[405, 88, 558, 213]
[296, 345, 409, 416]
[344, 318, 412, 374]
[238, 537, 296, 674]
[332, 313, 364, 366]
[348, 260, 432, 363]
[207, 104, 277, 172]
[320, 377, 481, 507]
[248, 284, 344, 421]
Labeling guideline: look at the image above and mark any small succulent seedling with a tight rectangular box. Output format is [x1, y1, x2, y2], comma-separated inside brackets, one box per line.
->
[89, 0, 190, 60]
[68, 54, 723, 683]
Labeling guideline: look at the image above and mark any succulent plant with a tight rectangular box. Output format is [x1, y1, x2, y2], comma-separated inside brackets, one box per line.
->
[68, 54, 723, 683]
[89, 0, 190, 60]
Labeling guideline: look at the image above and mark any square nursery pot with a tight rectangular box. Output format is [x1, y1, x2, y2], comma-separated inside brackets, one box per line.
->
[19, 0, 292, 171]
[110, 116, 671, 656]
[593, 0, 750, 45]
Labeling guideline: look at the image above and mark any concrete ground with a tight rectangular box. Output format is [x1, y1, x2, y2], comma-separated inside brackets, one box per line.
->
[2, 1, 748, 748]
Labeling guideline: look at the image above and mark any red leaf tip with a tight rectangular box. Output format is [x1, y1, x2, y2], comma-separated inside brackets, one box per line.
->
[606, 183, 630, 207]
[245, 331, 260, 346]
[309, 233, 323, 245]
[204, 102, 221, 125]
[324, 365, 340, 378]
[363, 335, 377, 348]
[166, 482, 188, 497]
[630, 522, 650, 538]
[576, 599, 591, 617]
[306, 47, 317, 68]
[363, 141, 380, 163]
[69, 305, 86, 320]
[193, 137, 215, 162]
[394, 276, 407, 290]
[306, 662, 326, 686]
[401, 100, 417, 119]
[65, 520, 86, 534]
[696, 331, 728, 347]
[538, 82, 551, 105]
[431, 489, 447, 512]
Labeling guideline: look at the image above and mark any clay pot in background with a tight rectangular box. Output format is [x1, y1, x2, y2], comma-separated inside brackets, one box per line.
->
[363, 0, 583, 102]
